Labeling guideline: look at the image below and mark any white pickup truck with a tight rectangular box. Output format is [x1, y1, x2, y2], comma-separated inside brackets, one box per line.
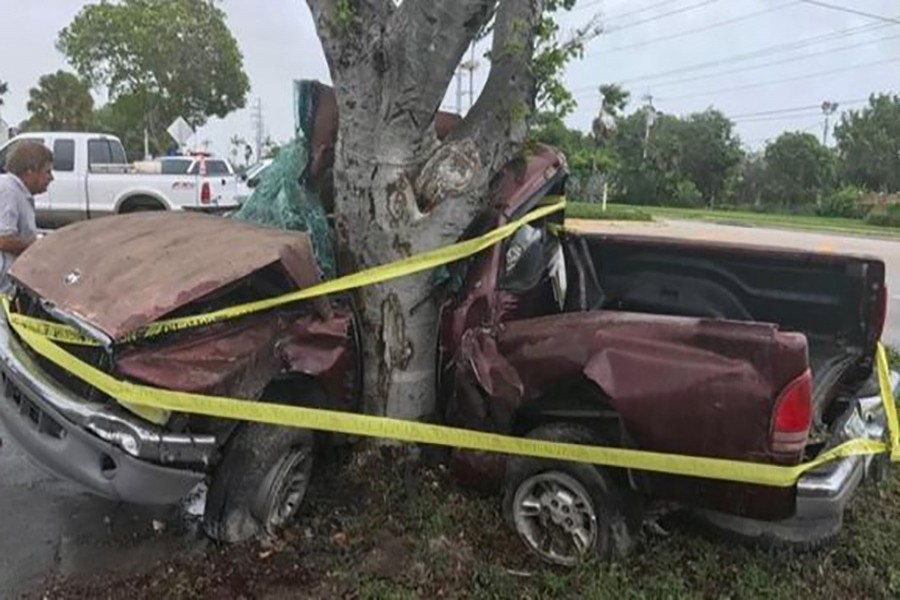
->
[0, 132, 241, 228]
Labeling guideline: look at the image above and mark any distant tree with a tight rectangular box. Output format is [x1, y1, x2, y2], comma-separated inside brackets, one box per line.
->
[0, 80, 7, 108]
[530, 111, 610, 201]
[677, 109, 743, 207]
[762, 131, 835, 209]
[58, 0, 249, 155]
[23, 71, 94, 131]
[608, 108, 742, 207]
[611, 108, 688, 205]
[591, 83, 629, 145]
[530, 111, 592, 156]
[92, 91, 151, 159]
[260, 136, 282, 160]
[834, 94, 900, 192]
[732, 152, 767, 207]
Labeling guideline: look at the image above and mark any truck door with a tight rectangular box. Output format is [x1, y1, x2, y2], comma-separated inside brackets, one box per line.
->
[45, 138, 83, 228]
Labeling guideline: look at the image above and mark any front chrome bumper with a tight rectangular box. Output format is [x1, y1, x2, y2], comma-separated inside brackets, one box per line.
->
[0, 314, 216, 503]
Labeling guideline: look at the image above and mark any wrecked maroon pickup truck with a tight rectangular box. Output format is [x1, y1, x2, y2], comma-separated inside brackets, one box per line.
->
[0, 143, 895, 565]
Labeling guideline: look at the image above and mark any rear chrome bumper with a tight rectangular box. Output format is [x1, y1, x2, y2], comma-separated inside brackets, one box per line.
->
[700, 370, 900, 546]
[182, 204, 239, 215]
[0, 315, 216, 504]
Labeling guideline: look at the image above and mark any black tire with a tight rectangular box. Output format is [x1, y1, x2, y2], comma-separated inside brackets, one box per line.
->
[204, 423, 315, 543]
[118, 196, 166, 214]
[503, 423, 637, 566]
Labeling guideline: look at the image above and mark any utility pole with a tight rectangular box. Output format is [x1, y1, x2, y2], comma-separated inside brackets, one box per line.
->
[642, 93, 656, 160]
[456, 43, 480, 113]
[462, 44, 479, 111]
[250, 98, 264, 162]
[821, 100, 839, 146]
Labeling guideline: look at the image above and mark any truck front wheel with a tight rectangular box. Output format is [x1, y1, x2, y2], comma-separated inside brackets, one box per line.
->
[204, 423, 315, 543]
[502, 423, 637, 566]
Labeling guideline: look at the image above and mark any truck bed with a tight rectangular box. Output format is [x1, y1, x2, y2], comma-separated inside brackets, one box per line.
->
[573, 231, 886, 432]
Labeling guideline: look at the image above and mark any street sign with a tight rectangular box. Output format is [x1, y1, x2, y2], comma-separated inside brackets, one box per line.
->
[166, 117, 194, 147]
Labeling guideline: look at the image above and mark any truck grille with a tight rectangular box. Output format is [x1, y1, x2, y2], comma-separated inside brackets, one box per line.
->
[11, 292, 116, 404]
[1, 371, 65, 440]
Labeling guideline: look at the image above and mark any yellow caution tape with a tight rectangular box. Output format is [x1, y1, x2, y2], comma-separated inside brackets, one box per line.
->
[4, 198, 566, 346]
[878, 343, 900, 460]
[6, 311, 897, 488]
[4, 305, 99, 346]
[3, 194, 899, 488]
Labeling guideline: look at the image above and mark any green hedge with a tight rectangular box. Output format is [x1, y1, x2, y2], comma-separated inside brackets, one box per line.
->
[566, 202, 653, 221]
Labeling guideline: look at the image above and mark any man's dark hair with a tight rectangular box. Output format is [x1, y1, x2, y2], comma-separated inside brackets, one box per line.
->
[6, 141, 53, 177]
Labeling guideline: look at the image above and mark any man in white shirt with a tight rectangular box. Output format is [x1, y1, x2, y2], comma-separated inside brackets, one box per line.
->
[0, 141, 52, 293]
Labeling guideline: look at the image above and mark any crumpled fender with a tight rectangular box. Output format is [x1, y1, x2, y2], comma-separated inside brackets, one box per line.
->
[452, 310, 808, 462]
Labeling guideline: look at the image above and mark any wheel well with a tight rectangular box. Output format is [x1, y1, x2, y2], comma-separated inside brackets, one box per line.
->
[117, 195, 167, 213]
[511, 378, 621, 439]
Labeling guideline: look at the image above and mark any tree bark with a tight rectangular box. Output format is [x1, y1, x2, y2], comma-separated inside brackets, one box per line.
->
[307, 0, 543, 419]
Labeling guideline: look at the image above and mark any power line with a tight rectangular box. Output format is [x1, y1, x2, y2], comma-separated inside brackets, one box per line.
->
[580, 19, 892, 90]
[604, 0, 719, 34]
[743, 119, 825, 146]
[656, 55, 900, 102]
[605, 0, 676, 20]
[727, 97, 868, 119]
[799, 0, 900, 25]
[589, 1, 800, 56]
[619, 30, 900, 91]
[734, 111, 829, 124]
[571, 0, 670, 18]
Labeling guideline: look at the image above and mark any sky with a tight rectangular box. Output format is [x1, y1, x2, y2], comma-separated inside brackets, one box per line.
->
[0, 0, 898, 160]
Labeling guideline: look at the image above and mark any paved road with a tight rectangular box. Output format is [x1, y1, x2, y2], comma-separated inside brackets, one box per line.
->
[3, 218, 900, 596]
[567, 218, 900, 347]
[0, 418, 195, 598]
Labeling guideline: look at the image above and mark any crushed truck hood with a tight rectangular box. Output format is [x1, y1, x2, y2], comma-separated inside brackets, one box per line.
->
[10, 212, 321, 340]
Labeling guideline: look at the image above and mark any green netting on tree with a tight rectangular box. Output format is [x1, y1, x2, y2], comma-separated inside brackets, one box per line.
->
[232, 137, 336, 280]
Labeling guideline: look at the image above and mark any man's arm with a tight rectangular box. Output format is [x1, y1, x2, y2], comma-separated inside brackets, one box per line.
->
[0, 181, 29, 255]
[0, 235, 32, 255]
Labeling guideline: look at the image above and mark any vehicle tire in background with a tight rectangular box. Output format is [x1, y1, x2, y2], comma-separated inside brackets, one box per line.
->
[503, 422, 638, 566]
[118, 196, 166, 213]
[204, 423, 315, 543]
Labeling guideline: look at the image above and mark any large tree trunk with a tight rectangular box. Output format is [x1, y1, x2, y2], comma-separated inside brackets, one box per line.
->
[307, 0, 542, 418]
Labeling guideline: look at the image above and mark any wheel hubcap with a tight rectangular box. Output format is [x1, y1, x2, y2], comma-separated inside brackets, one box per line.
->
[266, 447, 312, 530]
[512, 471, 598, 566]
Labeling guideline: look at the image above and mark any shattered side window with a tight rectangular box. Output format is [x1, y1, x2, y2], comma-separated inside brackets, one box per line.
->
[499, 222, 568, 308]
[499, 224, 547, 292]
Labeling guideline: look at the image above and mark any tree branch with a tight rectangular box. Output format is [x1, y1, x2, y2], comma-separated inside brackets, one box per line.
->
[450, 0, 545, 177]
[306, 0, 396, 73]
[381, 0, 495, 135]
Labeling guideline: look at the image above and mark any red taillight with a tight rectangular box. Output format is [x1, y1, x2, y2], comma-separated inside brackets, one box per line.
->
[771, 370, 813, 456]
[200, 182, 211, 204]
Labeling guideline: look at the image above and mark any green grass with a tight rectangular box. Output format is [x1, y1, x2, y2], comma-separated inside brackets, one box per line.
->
[46, 424, 900, 599]
[609, 204, 900, 238]
[567, 202, 653, 221]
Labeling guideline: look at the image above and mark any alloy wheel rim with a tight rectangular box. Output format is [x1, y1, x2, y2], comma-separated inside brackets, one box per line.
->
[512, 471, 598, 566]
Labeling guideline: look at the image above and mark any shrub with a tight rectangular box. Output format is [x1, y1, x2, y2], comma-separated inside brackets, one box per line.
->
[567, 202, 652, 221]
[669, 180, 704, 208]
[818, 186, 865, 218]
[864, 202, 900, 227]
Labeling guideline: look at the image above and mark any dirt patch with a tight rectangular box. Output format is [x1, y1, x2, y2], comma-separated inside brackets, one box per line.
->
[34, 445, 528, 599]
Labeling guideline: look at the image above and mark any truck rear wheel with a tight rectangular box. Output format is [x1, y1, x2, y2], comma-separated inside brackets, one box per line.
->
[118, 196, 166, 213]
[503, 423, 637, 565]
[204, 423, 315, 543]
